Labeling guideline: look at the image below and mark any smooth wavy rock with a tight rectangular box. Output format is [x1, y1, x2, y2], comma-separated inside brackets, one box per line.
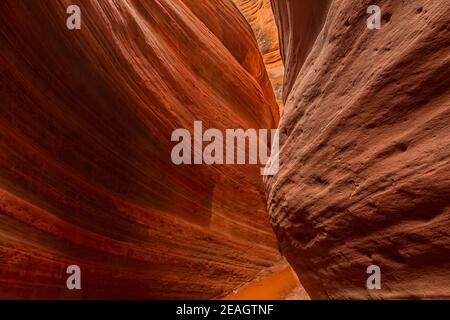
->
[232, 0, 284, 110]
[266, 0, 450, 299]
[0, 0, 280, 299]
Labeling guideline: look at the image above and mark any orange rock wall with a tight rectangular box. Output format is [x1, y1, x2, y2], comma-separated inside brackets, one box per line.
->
[0, 0, 280, 299]
[267, 0, 450, 299]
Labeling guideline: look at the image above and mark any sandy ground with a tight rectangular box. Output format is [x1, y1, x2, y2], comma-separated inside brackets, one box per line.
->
[223, 261, 310, 300]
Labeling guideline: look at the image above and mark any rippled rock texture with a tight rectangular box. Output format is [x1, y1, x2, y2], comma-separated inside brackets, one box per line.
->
[233, 0, 284, 110]
[0, 0, 280, 299]
[266, 0, 450, 299]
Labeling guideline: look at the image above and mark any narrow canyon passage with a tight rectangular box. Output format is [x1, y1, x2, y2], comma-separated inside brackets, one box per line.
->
[0, 0, 449, 300]
[232, 0, 285, 111]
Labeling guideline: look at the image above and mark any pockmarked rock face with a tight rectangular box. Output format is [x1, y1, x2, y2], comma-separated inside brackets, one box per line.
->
[0, 0, 280, 299]
[232, 0, 284, 111]
[266, 0, 450, 299]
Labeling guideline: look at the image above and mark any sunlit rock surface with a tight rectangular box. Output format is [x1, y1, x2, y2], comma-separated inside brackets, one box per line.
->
[0, 0, 280, 299]
[266, 0, 450, 299]
[232, 0, 284, 111]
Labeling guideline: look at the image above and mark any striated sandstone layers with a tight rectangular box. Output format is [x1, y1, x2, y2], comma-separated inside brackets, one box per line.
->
[232, 0, 284, 111]
[266, 0, 450, 299]
[0, 0, 280, 299]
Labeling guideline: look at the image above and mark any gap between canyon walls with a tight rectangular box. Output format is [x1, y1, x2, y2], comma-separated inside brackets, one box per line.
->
[232, 0, 285, 113]
[229, 0, 331, 299]
[0, 0, 284, 299]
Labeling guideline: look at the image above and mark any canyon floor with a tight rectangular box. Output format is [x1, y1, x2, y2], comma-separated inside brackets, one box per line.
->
[224, 261, 310, 300]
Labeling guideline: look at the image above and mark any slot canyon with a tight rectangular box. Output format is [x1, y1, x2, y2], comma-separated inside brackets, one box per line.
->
[0, 0, 449, 300]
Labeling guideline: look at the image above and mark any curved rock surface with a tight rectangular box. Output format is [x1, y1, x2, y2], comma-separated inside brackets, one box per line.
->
[0, 0, 280, 298]
[232, 0, 284, 110]
[267, 0, 450, 299]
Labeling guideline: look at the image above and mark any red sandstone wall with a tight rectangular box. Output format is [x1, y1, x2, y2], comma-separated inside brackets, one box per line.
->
[0, 0, 279, 299]
[267, 0, 450, 299]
